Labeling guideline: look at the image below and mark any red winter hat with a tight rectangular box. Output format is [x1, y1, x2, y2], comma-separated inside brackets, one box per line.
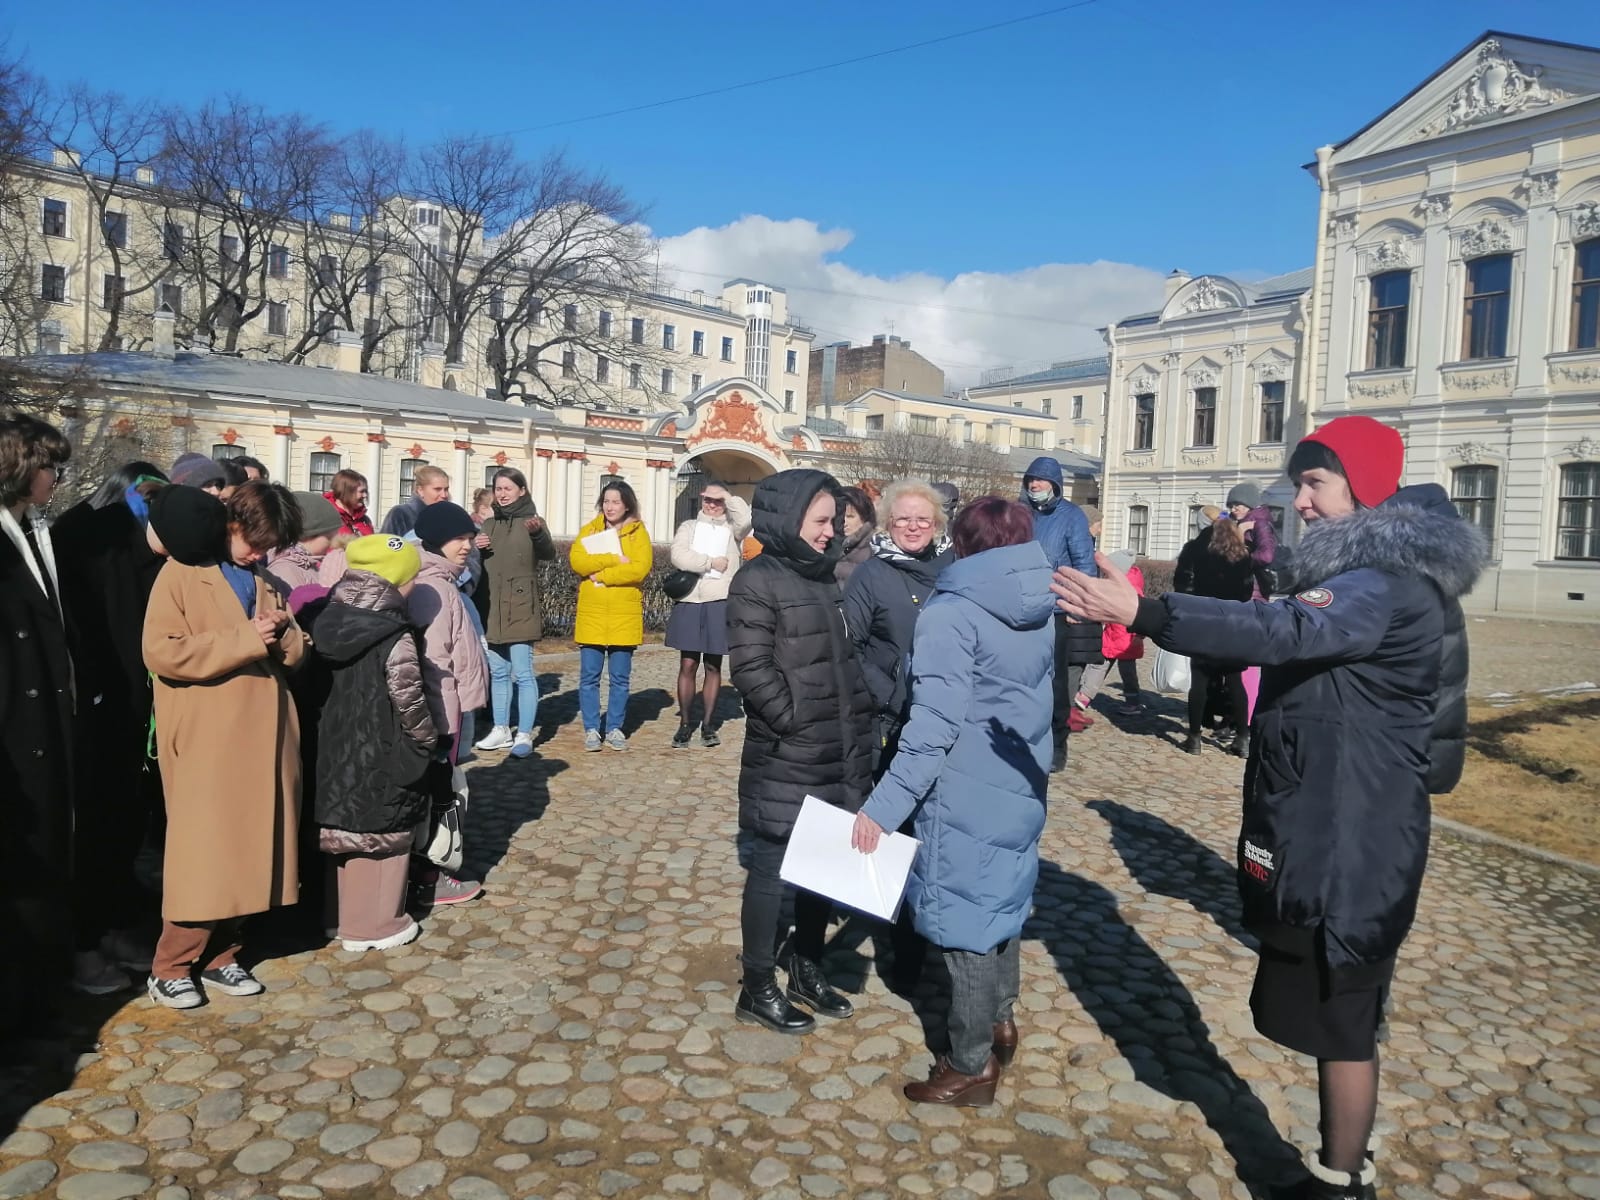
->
[1302, 415, 1405, 508]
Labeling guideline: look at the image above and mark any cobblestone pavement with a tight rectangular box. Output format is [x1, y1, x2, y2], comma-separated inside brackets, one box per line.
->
[1465, 614, 1600, 696]
[3, 642, 1599, 1200]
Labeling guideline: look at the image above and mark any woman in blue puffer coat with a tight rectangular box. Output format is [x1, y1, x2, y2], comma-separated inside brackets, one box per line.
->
[851, 496, 1056, 1109]
[1052, 415, 1487, 1200]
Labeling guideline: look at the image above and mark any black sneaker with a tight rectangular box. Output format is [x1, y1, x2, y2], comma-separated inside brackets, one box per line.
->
[671, 723, 694, 748]
[147, 974, 204, 1010]
[700, 724, 721, 748]
[200, 963, 265, 996]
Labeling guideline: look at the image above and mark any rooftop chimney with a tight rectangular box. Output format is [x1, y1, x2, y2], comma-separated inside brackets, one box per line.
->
[1164, 268, 1191, 303]
[152, 305, 175, 360]
[135, 166, 155, 185]
[52, 148, 82, 169]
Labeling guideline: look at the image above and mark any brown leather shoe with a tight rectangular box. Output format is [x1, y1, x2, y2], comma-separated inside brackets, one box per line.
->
[992, 1019, 1018, 1067]
[903, 1054, 999, 1107]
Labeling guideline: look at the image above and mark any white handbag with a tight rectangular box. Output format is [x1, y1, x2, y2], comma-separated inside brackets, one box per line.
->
[1151, 647, 1192, 694]
[418, 765, 468, 873]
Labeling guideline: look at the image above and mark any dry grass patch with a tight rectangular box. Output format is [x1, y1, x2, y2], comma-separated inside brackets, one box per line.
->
[1437, 694, 1600, 865]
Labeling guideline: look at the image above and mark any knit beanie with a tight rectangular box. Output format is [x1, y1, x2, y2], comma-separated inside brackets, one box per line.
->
[345, 534, 422, 588]
[1302, 416, 1405, 508]
[148, 485, 227, 566]
[413, 501, 479, 552]
[292, 491, 344, 540]
[1106, 547, 1137, 574]
[1225, 482, 1262, 509]
[169, 452, 227, 490]
[1197, 505, 1221, 530]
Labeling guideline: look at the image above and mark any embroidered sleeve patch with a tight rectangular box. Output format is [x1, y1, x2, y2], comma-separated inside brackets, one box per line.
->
[1295, 587, 1333, 608]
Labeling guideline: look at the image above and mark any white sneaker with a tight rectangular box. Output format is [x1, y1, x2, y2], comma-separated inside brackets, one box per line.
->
[584, 729, 603, 752]
[474, 725, 513, 752]
[73, 950, 132, 996]
[605, 729, 627, 752]
[147, 974, 204, 1009]
[342, 918, 422, 953]
[510, 732, 534, 759]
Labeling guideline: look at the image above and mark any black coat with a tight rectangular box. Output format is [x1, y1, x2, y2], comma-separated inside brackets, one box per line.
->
[1131, 485, 1485, 982]
[313, 579, 436, 836]
[842, 536, 953, 740]
[0, 513, 77, 1017]
[1174, 525, 1258, 603]
[729, 469, 876, 840]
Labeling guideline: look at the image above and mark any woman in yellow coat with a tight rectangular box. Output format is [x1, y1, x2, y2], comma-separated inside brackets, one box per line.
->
[569, 480, 653, 751]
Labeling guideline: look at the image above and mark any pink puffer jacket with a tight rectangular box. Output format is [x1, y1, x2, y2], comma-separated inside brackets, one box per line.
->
[406, 550, 490, 738]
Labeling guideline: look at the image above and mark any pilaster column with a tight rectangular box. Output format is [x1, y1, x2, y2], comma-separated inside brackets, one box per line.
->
[273, 426, 292, 483]
[1515, 167, 1561, 396]
[453, 441, 471, 496]
[533, 448, 554, 524]
[1413, 192, 1455, 403]
[366, 434, 384, 513]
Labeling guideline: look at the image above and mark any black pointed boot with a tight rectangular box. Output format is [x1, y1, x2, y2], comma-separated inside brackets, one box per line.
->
[784, 954, 854, 1018]
[736, 972, 815, 1034]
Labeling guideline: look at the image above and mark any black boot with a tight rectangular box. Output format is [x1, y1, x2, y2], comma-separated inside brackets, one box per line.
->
[1182, 733, 1203, 755]
[1291, 1151, 1376, 1199]
[736, 972, 815, 1034]
[1230, 730, 1250, 759]
[1049, 745, 1067, 773]
[784, 954, 854, 1018]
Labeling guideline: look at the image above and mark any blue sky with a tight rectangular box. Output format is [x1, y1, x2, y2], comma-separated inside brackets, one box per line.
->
[8, 1, 1600, 379]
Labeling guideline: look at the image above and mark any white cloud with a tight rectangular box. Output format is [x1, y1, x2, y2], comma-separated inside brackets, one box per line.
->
[654, 215, 1166, 387]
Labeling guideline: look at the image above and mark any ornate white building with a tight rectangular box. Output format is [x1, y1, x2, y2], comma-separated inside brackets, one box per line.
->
[1102, 32, 1600, 618]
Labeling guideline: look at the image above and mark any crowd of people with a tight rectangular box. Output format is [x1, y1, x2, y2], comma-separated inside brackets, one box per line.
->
[1, 405, 1487, 1200]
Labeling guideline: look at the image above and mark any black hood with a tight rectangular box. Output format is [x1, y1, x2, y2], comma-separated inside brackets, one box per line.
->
[752, 468, 845, 582]
[315, 572, 412, 663]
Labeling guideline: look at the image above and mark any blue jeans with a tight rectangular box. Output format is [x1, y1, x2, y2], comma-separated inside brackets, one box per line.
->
[487, 641, 538, 734]
[579, 645, 634, 734]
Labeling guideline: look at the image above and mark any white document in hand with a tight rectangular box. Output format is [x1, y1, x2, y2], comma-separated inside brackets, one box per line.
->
[779, 795, 919, 922]
[580, 528, 623, 557]
[692, 521, 730, 579]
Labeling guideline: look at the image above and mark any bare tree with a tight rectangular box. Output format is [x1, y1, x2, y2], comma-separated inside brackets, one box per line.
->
[37, 84, 168, 351]
[282, 131, 414, 371]
[401, 138, 662, 406]
[155, 96, 335, 352]
[831, 428, 1019, 499]
[0, 45, 47, 354]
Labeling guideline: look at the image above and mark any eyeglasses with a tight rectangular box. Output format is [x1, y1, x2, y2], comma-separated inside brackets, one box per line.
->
[891, 516, 933, 529]
[701, 496, 727, 507]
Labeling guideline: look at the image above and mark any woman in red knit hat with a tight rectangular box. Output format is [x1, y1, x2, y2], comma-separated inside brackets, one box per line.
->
[1053, 415, 1487, 1200]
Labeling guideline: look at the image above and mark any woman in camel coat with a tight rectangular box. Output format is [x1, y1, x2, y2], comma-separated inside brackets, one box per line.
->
[142, 482, 307, 1009]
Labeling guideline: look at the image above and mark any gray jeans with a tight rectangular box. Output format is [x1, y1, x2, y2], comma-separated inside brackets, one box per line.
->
[943, 937, 1021, 1075]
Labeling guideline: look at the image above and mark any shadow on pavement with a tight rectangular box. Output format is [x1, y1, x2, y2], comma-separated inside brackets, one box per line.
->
[460, 753, 568, 881]
[1029, 860, 1300, 1195]
[1087, 799, 1253, 946]
[0, 990, 133, 1144]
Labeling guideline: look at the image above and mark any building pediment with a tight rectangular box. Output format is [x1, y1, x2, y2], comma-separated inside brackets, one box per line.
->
[1160, 276, 1246, 321]
[671, 378, 791, 466]
[1335, 33, 1600, 163]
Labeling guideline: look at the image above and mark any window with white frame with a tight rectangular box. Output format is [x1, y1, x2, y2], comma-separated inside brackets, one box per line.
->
[1072, 394, 1083, 419]
[1191, 387, 1217, 447]
[268, 244, 290, 278]
[1463, 254, 1512, 360]
[485, 466, 500, 488]
[786, 349, 797, 373]
[1019, 429, 1044, 449]
[1132, 393, 1155, 450]
[1042, 397, 1053, 416]
[42, 198, 67, 238]
[163, 221, 185, 261]
[1188, 505, 1206, 541]
[598, 310, 612, 338]
[160, 282, 182, 315]
[630, 317, 644, 345]
[563, 350, 577, 379]
[102, 210, 127, 249]
[213, 443, 245, 460]
[662, 324, 676, 351]
[267, 301, 288, 336]
[1368, 270, 1411, 369]
[399, 458, 426, 494]
[691, 372, 703, 391]
[692, 330, 705, 356]
[1259, 380, 1286, 443]
[596, 355, 610, 384]
[661, 367, 674, 394]
[783, 389, 795, 411]
[565, 304, 578, 332]
[309, 452, 341, 494]
[1557, 463, 1600, 560]
[1128, 505, 1149, 555]
[908, 414, 938, 435]
[1572, 239, 1600, 351]
[102, 273, 124, 310]
[720, 336, 734, 362]
[628, 363, 641, 389]
[866, 414, 884, 432]
[1451, 465, 1498, 553]
[41, 265, 66, 302]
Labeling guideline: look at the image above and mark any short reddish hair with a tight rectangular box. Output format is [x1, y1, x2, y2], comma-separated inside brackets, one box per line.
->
[950, 496, 1034, 559]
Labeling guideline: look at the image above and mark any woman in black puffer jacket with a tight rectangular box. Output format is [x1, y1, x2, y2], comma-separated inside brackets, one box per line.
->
[1054, 416, 1486, 1200]
[728, 468, 876, 1036]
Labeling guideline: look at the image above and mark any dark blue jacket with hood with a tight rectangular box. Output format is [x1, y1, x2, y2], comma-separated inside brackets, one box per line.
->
[1129, 484, 1487, 982]
[1022, 456, 1101, 666]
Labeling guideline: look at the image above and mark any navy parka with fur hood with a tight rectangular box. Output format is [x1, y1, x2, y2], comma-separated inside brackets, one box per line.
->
[1129, 484, 1487, 982]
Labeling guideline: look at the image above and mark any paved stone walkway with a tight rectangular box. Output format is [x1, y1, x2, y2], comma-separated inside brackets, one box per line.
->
[3, 645, 1599, 1200]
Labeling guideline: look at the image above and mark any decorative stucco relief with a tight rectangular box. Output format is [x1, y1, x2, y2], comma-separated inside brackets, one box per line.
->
[1417, 194, 1453, 223]
[1451, 440, 1497, 464]
[1565, 436, 1599, 459]
[1550, 361, 1600, 384]
[1327, 213, 1358, 239]
[1414, 39, 1568, 139]
[1348, 373, 1413, 400]
[1182, 277, 1228, 313]
[1443, 368, 1512, 393]
[1459, 219, 1513, 258]
[1368, 240, 1413, 270]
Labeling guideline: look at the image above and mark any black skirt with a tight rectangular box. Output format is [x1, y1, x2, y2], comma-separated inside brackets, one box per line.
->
[1250, 943, 1394, 1061]
[665, 599, 728, 656]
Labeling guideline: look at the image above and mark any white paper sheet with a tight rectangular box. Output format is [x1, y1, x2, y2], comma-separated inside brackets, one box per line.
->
[580, 528, 623, 558]
[779, 795, 919, 921]
[692, 521, 730, 578]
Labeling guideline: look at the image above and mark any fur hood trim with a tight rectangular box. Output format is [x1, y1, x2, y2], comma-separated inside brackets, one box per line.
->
[1293, 490, 1488, 600]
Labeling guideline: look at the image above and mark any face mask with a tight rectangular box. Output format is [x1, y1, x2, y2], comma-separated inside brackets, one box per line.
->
[1027, 486, 1053, 504]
